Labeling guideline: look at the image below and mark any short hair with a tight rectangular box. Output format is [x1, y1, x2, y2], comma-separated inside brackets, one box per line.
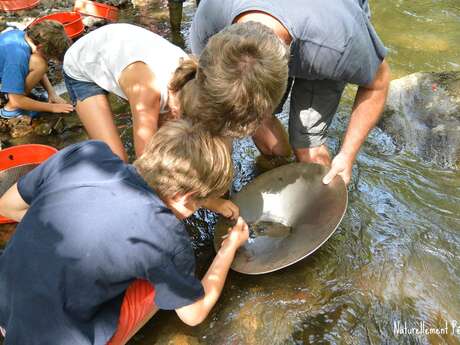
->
[26, 20, 70, 61]
[133, 119, 233, 200]
[180, 21, 289, 138]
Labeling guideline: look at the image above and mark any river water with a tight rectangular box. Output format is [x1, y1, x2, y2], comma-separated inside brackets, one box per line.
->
[1, 0, 459, 344]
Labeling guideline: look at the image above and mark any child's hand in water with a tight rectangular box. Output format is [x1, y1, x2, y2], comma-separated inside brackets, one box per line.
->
[203, 198, 239, 220]
[222, 217, 249, 249]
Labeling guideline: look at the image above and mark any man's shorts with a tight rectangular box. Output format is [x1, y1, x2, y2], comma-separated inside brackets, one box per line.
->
[108, 279, 156, 345]
[63, 72, 108, 105]
[274, 78, 346, 149]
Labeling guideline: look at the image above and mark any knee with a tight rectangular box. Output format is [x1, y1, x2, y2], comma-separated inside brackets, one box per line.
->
[29, 53, 48, 74]
[294, 146, 331, 165]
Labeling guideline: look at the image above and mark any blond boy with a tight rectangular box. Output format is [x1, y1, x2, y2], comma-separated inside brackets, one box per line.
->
[0, 120, 247, 344]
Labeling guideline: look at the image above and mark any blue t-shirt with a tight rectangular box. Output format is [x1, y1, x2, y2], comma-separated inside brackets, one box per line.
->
[191, 0, 387, 85]
[0, 29, 31, 94]
[0, 141, 204, 345]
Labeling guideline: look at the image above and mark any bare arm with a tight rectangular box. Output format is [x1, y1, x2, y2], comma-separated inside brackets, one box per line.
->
[8, 93, 73, 113]
[175, 217, 249, 326]
[323, 60, 391, 185]
[0, 183, 29, 222]
[39, 74, 67, 104]
[119, 62, 162, 157]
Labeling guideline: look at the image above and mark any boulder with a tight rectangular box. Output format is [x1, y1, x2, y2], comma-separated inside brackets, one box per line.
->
[379, 71, 460, 168]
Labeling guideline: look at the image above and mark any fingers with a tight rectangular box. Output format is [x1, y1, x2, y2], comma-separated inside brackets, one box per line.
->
[61, 104, 74, 113]
[227, 202, 239, 220]
[322, 166, 339, 185]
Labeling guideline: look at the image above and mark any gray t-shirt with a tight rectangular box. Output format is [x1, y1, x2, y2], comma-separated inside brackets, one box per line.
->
[191, 0, 387, 85]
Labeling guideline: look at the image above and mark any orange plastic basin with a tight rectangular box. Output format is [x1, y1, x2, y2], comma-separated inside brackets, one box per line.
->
[30, 11, 84, 39]
[0, 0, 40, 12]
[0, 144, 58, 224]
[74, 0, 118, 21]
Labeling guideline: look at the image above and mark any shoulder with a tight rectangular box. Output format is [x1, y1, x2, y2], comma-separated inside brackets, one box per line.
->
[1, 31, 30, 63]
[46, 141, 121, 173]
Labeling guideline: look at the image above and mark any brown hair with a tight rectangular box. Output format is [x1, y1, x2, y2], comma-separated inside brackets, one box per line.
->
[133, 119, 233, 200]
[26, 20, 70, 61]
[170, 22, 289, 138]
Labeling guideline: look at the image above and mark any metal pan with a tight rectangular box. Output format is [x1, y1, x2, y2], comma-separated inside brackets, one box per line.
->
[213, 163, 348, 275]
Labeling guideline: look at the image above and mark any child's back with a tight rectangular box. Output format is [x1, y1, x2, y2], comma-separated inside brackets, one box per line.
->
[0, 140, 203, 344]
[0, 30, 31, 95]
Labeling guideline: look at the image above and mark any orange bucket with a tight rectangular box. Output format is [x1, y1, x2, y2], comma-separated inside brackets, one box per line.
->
[0, 144, 58, 224]
[30, 11, 84, 39]
[0, 0, 40, 12]
[74, 0, 118, 22]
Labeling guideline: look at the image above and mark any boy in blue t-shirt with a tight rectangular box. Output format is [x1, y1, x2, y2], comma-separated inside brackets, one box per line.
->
[0, 119, 247, 344]
[0, 20, 74, 118]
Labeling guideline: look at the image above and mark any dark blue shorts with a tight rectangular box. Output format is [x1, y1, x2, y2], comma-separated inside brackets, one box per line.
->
[63, 72, 108, 105]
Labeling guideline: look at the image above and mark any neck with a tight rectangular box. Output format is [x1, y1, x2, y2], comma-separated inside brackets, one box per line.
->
[234, 11, 292, 45]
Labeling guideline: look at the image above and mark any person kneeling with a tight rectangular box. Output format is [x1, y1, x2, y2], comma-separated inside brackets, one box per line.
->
[0, 119, 248, 345]
[0, 20, 73, 118]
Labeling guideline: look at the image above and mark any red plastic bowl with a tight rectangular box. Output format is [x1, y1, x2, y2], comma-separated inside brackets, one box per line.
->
[0, 0, 40, 12]
[0, 144, 58, 224]
[30, 11, 84, 39]
[74, 0, 118, 21]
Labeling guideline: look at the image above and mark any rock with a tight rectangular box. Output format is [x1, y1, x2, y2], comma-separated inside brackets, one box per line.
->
[379, 71, 460, 168]
[10, 124, 33, 138]
[33, 122, 53, 136]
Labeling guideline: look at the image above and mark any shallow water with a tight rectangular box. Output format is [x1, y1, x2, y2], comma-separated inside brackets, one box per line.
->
[0, 0, 459, 344]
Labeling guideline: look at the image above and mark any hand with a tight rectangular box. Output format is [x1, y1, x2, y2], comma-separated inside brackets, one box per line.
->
[222, 217, 249, 250]
[322, 151, 354, 185]
[204, 198, 239, 220]
[50, 103, 74, 114]
[48, 94, 68, 104]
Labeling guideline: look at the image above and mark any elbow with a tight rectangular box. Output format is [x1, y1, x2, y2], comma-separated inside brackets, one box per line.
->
[176, 303, 209, 326]
[180, 314, 206, 327]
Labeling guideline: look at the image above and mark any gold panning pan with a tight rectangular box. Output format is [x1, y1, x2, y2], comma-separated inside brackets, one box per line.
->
[213, 163, 348, 275]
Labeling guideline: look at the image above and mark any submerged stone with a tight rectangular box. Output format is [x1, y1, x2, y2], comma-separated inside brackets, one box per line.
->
[380, 71, 460, 168]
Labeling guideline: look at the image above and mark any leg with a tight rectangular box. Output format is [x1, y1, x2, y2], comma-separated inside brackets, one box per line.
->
[168, 0, 183, 32]
[294, 145, 331, 165]
[4, 53, 47, 111]
[289, 78, 346, 164]
[76, 95, 128, 161]
[24, 53, 48, 95]
[252, 115, 292, 157]
[251, 76, 293, 157]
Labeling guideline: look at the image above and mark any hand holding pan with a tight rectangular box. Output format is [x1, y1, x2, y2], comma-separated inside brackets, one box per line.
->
[213, 163, 348, 275]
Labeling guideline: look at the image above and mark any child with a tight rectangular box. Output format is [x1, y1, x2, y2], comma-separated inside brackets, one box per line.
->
[0, 119, 248, 344]
[0, 20, 74, 118]
[63, 23, 191, 161]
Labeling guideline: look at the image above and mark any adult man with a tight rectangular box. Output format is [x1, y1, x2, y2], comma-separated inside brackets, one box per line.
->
[191, 0, 391, 184]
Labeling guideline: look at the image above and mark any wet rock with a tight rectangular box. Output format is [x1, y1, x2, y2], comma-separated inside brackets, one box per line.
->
[33, 122, 53, 136]
[7, 116, 33, 138]
[163, 334, 202, 345]
[379, 71, 460, 168]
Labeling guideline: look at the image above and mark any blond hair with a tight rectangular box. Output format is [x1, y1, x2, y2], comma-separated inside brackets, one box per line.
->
[26, 20, 70, 61]
[171, 22, 289, 138]
[133, 119, 233, 200]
